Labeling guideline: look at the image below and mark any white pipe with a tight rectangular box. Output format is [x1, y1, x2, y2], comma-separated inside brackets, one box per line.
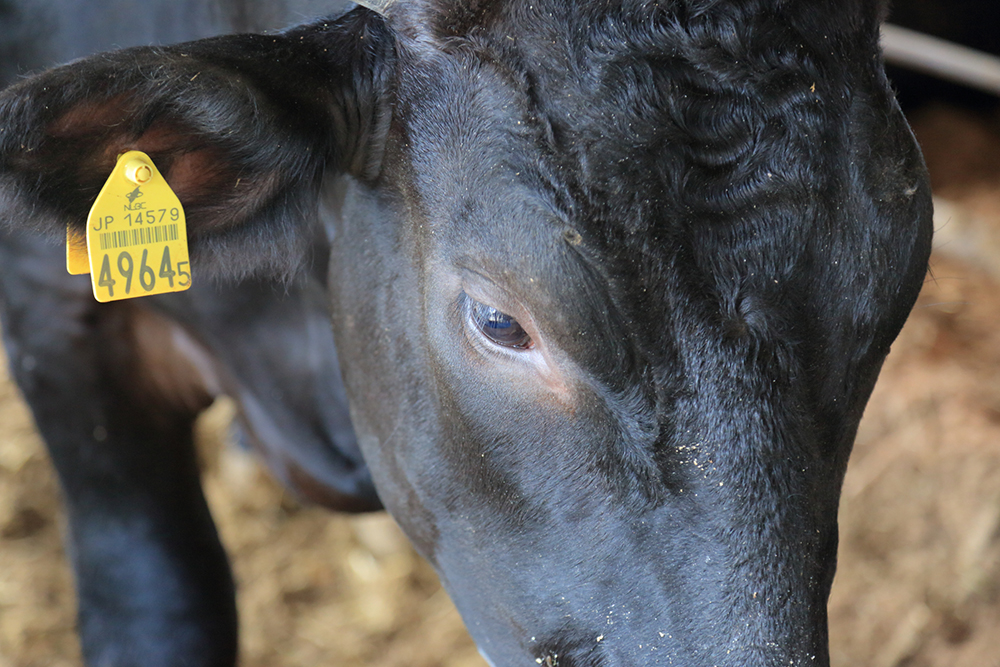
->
[881, 23, 1000, 97]
[354, 0, 395, 15]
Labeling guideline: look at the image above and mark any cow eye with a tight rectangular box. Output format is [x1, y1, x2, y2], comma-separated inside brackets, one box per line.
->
[468, 299, 533, 350]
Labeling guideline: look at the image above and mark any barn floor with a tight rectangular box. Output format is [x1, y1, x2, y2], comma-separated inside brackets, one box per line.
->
[3, 105, 1000, 667]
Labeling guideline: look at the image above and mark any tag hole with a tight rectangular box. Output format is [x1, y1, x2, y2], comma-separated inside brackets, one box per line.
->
[125, 161, 153, 185]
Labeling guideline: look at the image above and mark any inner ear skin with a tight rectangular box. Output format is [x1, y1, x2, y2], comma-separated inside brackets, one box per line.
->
[47, 93, 135, 140]
[18, 124, 282, 240]
[4, 92, 283, 236]
[0, 7, 394, 265]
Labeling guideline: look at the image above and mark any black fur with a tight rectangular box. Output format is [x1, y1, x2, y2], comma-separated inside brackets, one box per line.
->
[0, 1, 932, 666]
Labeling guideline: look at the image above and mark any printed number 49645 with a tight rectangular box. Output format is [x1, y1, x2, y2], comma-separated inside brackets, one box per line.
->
[97, 247, 190, 297]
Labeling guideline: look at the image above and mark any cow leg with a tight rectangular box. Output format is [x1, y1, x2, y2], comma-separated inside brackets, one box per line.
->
[0, 232, 235, 667]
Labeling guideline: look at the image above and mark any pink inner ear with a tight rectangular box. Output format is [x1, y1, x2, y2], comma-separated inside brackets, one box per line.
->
[164, 149, 285, 232]
[166, 149, 221, 197]
[48, 94, 133, 139]
[46, 95, 287, 233]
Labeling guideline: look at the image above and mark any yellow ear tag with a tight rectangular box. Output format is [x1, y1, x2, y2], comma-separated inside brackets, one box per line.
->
[76, 151, 191, 302]
[66, 226, 89, 275]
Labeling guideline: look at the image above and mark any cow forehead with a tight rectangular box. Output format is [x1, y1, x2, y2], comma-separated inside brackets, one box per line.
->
[388, 0, 826, 285]
[391, 0, 682, 41]
[387, 0, 830, 234]
[380, 0, 888, 378]
[389, 51, 618, 322]
[390, 4, 676, 249]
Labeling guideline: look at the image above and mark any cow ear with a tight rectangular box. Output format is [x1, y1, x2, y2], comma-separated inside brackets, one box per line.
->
[0, 8, 394, 279]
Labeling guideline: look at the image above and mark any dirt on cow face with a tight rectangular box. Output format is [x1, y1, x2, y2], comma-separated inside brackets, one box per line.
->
[2, 105, 1000, 667]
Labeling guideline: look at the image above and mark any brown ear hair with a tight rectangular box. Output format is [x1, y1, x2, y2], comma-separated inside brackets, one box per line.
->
[0, 6, 395, 280]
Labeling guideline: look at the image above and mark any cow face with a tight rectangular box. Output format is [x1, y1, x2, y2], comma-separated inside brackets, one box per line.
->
[326, 2, 933, 665]
[0, 1, 932, 665]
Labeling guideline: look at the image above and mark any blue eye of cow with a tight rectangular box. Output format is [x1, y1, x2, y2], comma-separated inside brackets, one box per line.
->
[469, 300, 533, 350]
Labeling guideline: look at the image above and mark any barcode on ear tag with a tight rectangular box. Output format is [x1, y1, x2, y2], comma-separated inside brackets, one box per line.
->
[83, 150, 191, 302]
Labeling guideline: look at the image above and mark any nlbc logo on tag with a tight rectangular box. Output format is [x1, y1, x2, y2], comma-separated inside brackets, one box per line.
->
[67, 150, 192, 302]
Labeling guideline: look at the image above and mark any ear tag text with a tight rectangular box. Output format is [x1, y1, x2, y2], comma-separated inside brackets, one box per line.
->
[68, 151, 191, 302]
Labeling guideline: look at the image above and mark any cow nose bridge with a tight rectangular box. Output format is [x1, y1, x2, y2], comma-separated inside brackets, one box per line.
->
[521, 640, 830, 667]
[503, 575, 832, 667]
[461, 549, 832, 667]
[466, 476, 838, 667]
[544, 637, 829, 667]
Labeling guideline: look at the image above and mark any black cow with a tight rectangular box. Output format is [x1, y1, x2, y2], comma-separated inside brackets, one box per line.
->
[0, 1, 933, 666]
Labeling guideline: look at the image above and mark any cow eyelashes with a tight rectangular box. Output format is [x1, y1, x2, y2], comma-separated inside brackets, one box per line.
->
[467, 299, 534, 350]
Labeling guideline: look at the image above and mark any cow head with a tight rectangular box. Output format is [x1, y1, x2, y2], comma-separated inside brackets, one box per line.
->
[0, 1, 932, 665]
